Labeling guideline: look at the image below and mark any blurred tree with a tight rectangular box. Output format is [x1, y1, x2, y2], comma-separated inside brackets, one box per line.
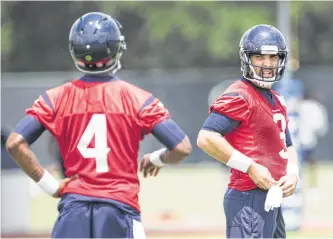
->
[290, 2, 333, 66]
[102, 1, 274, 68]
[2, 1, 332, 72]
[299, 3, 333, 66]
[3, 1, 101, 72]
[1, 2, 13, 57]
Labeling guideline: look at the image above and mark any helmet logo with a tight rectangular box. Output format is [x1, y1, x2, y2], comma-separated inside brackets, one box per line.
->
[85, 55, 92, 61]
[261, 45, 278, 54]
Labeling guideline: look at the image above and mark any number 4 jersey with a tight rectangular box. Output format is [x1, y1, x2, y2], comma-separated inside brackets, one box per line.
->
[210, 79, 289, 191]
[26, 76, 170, 212]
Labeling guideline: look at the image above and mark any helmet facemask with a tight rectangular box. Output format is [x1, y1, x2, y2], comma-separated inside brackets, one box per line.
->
[240, 45, 288, 89]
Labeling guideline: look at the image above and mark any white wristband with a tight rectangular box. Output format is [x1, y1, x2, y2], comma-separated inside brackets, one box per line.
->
[149, 148, 167, 167]
[226, 150, 254, 173]
[287, 163, 299, 177]
[37, 170, 60, 196]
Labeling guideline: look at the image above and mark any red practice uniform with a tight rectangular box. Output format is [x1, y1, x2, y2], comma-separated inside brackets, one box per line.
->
[210, 79, 289, 191]
[26, 79, 170, 211]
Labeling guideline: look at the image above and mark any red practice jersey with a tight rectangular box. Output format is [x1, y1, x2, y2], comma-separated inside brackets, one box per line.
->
[26, 78, 170, 211]
[210, 79, 289, 191]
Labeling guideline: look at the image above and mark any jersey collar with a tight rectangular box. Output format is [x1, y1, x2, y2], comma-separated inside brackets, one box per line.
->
[80, 74, 118, 82]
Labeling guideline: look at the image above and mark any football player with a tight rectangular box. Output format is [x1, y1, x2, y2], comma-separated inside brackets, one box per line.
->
[6, 12, 192, 238]
[197, 24, 299, 238]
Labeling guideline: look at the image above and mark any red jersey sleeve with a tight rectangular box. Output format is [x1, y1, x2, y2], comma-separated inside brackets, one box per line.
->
[209, 93, 250, 122]
[122, 83, 171, 135]
[25, 90, 58, 136]
[137, 97, 170, 135]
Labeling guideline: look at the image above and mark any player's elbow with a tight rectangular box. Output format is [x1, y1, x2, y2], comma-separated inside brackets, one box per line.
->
[164, 136, 192, 164]
[197, 129, 223, 152]
[172, 135, 192, 157]
[5, 133, 26, 155]
[197, 130, 211, 150]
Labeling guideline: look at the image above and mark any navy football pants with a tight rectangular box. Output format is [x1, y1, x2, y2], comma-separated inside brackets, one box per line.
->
[224, 187, 286, 238]
[51, 194, 146, 238]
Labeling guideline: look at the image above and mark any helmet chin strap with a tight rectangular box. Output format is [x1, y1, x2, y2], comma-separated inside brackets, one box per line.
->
[243, 75, 274, 89]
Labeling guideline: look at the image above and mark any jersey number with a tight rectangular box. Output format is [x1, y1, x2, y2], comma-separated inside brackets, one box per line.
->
[273, 113, 288, 159]
[77, 114, 110, 173]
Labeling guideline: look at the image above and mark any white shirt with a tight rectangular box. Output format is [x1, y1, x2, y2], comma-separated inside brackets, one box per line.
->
[299, 99, 329, 150]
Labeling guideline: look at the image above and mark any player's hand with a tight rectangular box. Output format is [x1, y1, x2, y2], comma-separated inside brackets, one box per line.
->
[139, 154, 161, 178]
[247, 163, 276, 190]
[278, 175, 298, 197]
[52, 174, 78, 198]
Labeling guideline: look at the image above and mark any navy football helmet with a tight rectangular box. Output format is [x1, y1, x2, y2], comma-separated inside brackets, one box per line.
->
[69, 12, 127, 74]
[239, 24, 289, 88]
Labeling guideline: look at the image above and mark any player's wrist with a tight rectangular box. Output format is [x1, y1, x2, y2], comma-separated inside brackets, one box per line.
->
[37, 169, 60, 196]
[226, 150, 254, 173]
[287, 163, 299, 179]
[149, 148, 168, 167]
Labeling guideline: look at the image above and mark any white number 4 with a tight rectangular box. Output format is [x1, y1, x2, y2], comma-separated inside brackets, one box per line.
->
[273, 113, 288, 160]
[77, 114, 110, 173]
